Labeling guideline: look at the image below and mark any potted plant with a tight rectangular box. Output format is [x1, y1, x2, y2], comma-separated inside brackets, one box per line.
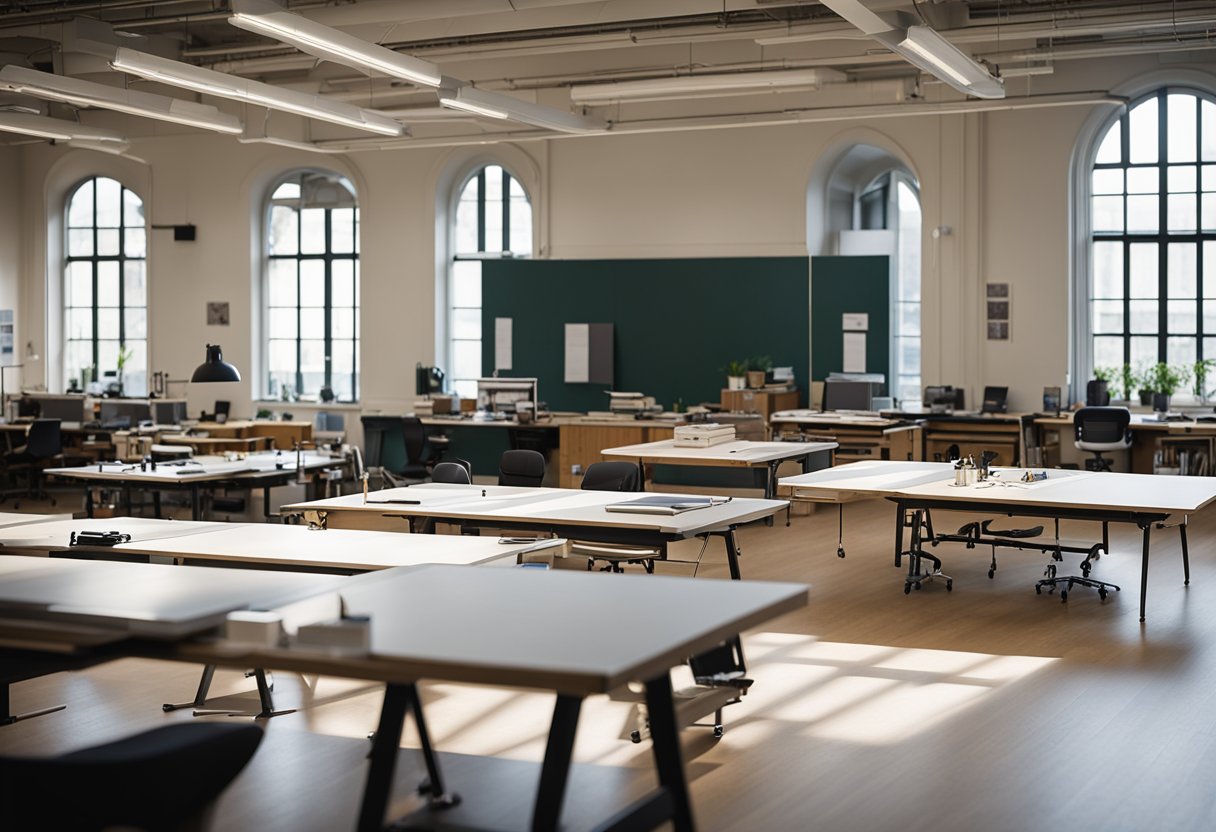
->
[723, 360, 749, 391]
[115, 346, 133, 397]
[747, 355, 772, 389]
[1193, 358, 1215, 403]
[1088, 366, 1113, 406]
[1147, 362, 1189, 412]
[1118, 364, 1140, 403]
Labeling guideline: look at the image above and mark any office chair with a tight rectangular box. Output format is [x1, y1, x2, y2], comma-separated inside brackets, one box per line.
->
[432, 460, 472, 484]
[214, 400, 231, 424]
[1074, 406, 1131, 472]
[1, 419, 63, 508]
[575, 461, 661, 573]
[498, 449, 546, 487]
[0, 722, 263, 832]
[360, 415, 430, 488]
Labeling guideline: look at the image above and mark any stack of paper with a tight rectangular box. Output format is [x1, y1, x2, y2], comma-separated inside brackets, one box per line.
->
[674, 423, 736, 447]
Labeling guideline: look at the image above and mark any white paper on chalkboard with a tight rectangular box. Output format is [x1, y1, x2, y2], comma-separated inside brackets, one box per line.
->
[494, 317, 512, 371]
[842, 332, 866, 373]
[565, 323, 589, 382]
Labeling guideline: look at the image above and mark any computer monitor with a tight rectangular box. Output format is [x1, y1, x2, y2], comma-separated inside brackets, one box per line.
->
[924, 386, 966, 413]
[33, 396, 86, 423]
[152, 400, 187, 425]
[822, 379, 873, 412]
[100, 400, 151, 427]
[981, 386, 1009, 414]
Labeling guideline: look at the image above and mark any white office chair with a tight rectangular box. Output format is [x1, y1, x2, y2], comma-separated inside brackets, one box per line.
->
[1074, 406, 1132, 472]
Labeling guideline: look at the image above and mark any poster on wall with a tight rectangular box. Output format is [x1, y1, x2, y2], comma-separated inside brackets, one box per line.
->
[986, 283, 1010, 340]
[0, 310, 13, 366]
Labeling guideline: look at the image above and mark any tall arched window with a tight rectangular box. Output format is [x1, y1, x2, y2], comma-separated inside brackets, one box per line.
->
[64, 176, 147, 396]
[264, 171, 360, 402]
[1088, 88, 1216, 393]
[449, 164, 532, 399]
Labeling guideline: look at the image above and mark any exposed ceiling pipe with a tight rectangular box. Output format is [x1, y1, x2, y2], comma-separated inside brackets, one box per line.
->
[985, 36, 1216, 64]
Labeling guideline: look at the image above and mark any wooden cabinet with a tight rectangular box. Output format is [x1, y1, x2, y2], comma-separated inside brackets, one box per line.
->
[720, 389, 800, 421]
[557, 422, 674, 488]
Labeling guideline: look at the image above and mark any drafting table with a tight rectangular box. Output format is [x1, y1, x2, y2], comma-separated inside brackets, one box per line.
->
[0, 512, 68, 529]
[44, 451, 342, 520]
[599, 438, 836, 500]
[0, 557, 806, 832]
[284, 483, 788, 580]
[770, 409, 923, 463]
[779, 460, 1216, 621]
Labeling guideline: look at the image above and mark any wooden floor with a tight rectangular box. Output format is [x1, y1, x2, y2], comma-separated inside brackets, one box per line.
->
[5, 495, 1216, 831]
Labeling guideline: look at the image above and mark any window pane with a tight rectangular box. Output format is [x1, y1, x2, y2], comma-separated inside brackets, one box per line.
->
[1167, 300, 1196, 334]
[300, 208, 325, 254]
[331, 208, 354, 253]
[509, 201, 532, 255]
[97, 308, 120, 340]
[332, 260, 354, 306]
[1092, 196, 1123, 232]
[124, 261, 146, 305]
[68, 229, 93, 257]
[95, 178, 121, 227]
[485, 166, 502, 201]
[1096, 120, 1122, 164]
[273, 181, 301, 199]
[97, 228, 119, 257]
[269, 260, 298, 306]
[330, 307, 354, 339]
[270, 205, 298, 255]
[1129, 96, 1159, 164]
[1168, 93, 1197, 163]
[485, 195, 504, 253]
[67, 262, 92, 306]
[1206, 166, 1216, 192]
[1167, 194, 1196, 232]
[1168, 166, 1197, 194]
[1169, 244, 1197, 297]
[1092, 241, 1123, 298]
[1091, 300, 1123, 334]
[898, 302, 921, 336]
[269, 308, 297, 339]
[452, 339, 481, 381]
[451, 260, 482, 307]
[1092, 169, 1123, 195]
[97, 340, 119, 375]
[123, 188, 144, 227]
[331, 340, 355, 401]
[1202, 193, 1216, 232]
[452, 307, 480, 339]
[68, 180, 94, 227]
[1205, 302, 1216, 337]
[1127, 195, 1158, 233]
[299, 339, 325, 393]
[269, 340, 296, 373]
[1126, 167, 1158, 194]
[1129, 300, 1157, 333]
[124, 227, 146, 258]
[1093, 336, 1123, 368]
[124, 307, 146, 339]
[300, 261, 324, 305]
[65, 341, 92, 383]
[301, 308, 324, 335]
[1129, 244, 1158, 297]
[1207, 241, 1216, 299]
[97, 262, 120, 306]
[1130, 336, 1158, 366]
[1168, 336, 1196, 367]
[1204, 100, 1216, 162]
[66, 308, 92, 339]
[455, 198, 479, 253]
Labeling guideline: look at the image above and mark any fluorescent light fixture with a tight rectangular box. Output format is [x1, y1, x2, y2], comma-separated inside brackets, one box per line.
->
[899, 26, 1003, 98]
[0, 65, 243, 135]
[439, 84, 606, 134]
[0, 111, 128, 143]
[571, 68, 847, 105]
[819, 0, 1004, 100]
[229, 0, 441, 87]
[111, 47, 404, 136]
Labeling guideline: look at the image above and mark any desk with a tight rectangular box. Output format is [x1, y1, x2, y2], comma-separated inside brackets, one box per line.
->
[0, 557, 807, 832]
[284, 483, 786, 580]
[1035, 412, 1216, 473]
[779, 460, 1216, 620]
[159, 434, 273, 453]
[770, 410, 922, 463]
[600, 438, 836, 500]
[882, 408, 1029, 466]
[193, 420, 313, 449]
[45, 452, 341, 521]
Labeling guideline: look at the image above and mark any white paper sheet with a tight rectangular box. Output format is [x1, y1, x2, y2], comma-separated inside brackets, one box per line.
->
[494, 317, 512, 371]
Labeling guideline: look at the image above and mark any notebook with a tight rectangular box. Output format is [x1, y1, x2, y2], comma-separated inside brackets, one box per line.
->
[605, 495, 731, 515]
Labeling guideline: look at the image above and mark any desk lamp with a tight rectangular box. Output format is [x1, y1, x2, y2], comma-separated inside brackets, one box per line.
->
[191, 344, 241, 383]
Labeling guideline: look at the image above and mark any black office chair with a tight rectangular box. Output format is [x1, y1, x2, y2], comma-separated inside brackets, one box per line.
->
[2, 418, 63, 507]
[498, 449, 546, 487]
[0, 722, 263, 831]
[576, 462, 661, 573]
[432, 460, 472, 484]
[361, 415, 430, 488]
[1074, 406, 1132, 472]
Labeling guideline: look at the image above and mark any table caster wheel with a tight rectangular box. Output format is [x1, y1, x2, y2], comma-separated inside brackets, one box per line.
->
[1098, 588, 1108, 600]
[1081, 564, 1091, 577]
[837, 546, 845, 558]
[988, 568, 995, 579]
[914, 582, 922, 591]
[946, 580, 953, 591]
[1060, 590, 1068, 602]
[713, 725, 724, 739]
[1035, 586, 1042, 595]
[904, 585, 912, 595]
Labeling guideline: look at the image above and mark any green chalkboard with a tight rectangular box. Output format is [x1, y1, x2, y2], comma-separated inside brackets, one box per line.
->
[810, 256, 890, 390]
[481, 258, 810, 412]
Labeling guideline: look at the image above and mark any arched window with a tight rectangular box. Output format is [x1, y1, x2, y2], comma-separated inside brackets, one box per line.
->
[64, 176, 147, 396]
[449, 164, 532, 399]
[1088, 88, 1216, 395]
[264, 171, 360, 402]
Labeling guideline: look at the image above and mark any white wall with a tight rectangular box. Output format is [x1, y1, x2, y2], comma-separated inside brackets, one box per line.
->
[9, 54, 1215, 418]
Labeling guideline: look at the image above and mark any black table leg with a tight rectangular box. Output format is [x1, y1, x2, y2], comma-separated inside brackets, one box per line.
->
[408, 683, 458, 809]
[1180, 518, 1190, 585]
[1139, 521, 1152, 623]
[85, 487, 94, 518]
[644, 672, 695, 832]
[722, 528, 742, 580]
[531, 694, 583, 832]
[357, 683, 410, 832]
[894, 501, 905, 567]
[190, 484, 201, 521]
[153, 491, 162, 519]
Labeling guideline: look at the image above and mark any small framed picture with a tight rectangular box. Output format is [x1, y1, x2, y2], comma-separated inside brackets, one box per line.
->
[987, 300, 1010, 321]
[987, 321, 1009, 340]
[986, 282, 1009, 299]
[207, 302, 230, 326]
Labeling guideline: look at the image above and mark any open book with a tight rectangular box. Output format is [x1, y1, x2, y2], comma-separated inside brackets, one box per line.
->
[605, 495, 732, 515]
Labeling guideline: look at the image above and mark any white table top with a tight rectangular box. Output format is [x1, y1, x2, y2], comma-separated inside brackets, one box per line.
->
[45, 451, 338, 484]
[207, 564, 809, 695]
[0, 512, 70, 529]
[0, 517, 224, 552]
[284, 483, 787, 536]
[0, 555, 343, 639]
[600, 439, 836, 466]
[770, 409, 909, 428]
[779, 460, 1216, 515]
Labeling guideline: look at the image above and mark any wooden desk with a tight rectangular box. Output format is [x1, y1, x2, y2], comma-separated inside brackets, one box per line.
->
[558, 419, 675, 488]
[770, 410, 922, 463]
[1035, 412, 1216, 474]
[160, 434, 273, 453]
[720, 388, 800, 420]
[194, 420, 313, 449]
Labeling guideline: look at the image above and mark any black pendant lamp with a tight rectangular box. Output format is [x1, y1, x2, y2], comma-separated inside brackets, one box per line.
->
[191, 343, 241, 383]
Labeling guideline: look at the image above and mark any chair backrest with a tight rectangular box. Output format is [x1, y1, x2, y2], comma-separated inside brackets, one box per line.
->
[25, 419, 62, 458]
[581, 461, 641, 492]
[214, 400, 231, 419]
[432, 461, 472, 484]
[499, 449, 546, 487]
[349, 445, 365, 481]
[360, 415, 406, 470]
[1074, 406, 1131, 445]
[402, 416, 427, 466]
